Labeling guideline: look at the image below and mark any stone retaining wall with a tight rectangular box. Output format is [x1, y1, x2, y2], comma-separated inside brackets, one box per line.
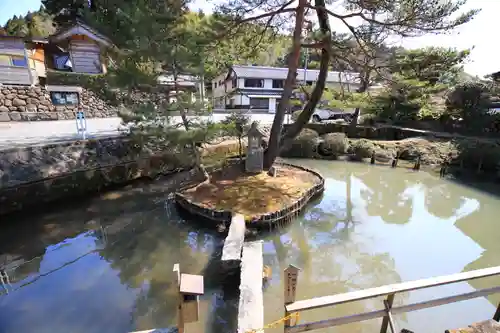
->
[0, 135, 240, 216]
[0, 136, 188, 188]
[0, 85, 117, 122]
[175, 162, 325, 229]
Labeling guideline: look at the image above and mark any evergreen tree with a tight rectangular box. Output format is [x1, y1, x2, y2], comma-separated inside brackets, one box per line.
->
[2, 9, 55, 37]
[214, 0, 478, 168]
[82, 0, 233, 179]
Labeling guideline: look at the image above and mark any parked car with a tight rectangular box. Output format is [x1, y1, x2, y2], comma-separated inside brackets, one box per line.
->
[311, 108, 353, 122]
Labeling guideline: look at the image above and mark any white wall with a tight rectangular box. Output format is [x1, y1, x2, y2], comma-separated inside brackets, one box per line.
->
[269, 97, 276, 113]
[241, 95, 249, 105]
[238, 78, 245, 89]
[233, 95, 241, 104]
[211, 73, 227, 98]
[263, 78, 273, 89]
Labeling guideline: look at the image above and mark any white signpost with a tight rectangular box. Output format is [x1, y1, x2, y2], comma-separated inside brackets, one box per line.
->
[76, 110, 88, 140]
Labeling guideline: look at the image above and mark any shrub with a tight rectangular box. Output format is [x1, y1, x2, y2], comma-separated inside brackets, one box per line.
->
[282, 128, 319, 158]
[292, 110, 302, 121]
[358, 114, 378, 126]
[318, 133, 348, 158]
[350, 139, 375, 161]
[220, 112, 251, 136]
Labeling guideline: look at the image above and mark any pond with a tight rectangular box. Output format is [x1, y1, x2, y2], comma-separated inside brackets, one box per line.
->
[1, 160, 499, 333]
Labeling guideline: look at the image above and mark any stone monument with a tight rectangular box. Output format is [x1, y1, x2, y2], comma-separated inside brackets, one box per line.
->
[245, 121, 265, 173]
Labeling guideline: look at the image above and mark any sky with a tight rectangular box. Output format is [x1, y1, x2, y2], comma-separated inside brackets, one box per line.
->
[1, 0, 498, 77]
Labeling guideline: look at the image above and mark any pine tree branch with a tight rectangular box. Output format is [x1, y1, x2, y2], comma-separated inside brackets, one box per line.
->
[233, 0, 296, 24]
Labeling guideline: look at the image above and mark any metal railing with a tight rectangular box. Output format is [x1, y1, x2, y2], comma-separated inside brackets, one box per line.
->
[283, 265, 500, 333]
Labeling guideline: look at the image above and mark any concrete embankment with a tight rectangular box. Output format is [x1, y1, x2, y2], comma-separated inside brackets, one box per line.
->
[0, 135, 241, 216]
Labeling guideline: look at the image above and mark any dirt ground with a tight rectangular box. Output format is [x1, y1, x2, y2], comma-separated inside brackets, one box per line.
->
[180, 164, 320, 220]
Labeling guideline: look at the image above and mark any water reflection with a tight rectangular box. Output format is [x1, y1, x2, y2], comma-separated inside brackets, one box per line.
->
[261, 159, 500, 333]
[261, 187, 406, 333]
[1, 160, 500, 333]
[0, 179, 227, 333]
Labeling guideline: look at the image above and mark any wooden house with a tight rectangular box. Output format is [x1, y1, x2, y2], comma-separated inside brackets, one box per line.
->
[26, 38, 49, 84]
[0, 21, 112, 86]
[46, 21, 111, 74]
[0, 35, 33, 85]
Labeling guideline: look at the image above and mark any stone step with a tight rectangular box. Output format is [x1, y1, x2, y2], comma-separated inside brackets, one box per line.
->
[221, 213, 245, 262]
[237, 240, 264, 333]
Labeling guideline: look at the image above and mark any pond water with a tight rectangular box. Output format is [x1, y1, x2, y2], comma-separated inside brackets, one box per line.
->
[1, 160, 500, 333]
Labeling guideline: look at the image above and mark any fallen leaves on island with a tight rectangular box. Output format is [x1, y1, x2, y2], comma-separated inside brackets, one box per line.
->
[182, 165, 320, 219]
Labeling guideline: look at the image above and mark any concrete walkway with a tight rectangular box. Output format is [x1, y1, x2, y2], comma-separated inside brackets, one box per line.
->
[0, 118, 123, 149]
[0, 113, 279, 150]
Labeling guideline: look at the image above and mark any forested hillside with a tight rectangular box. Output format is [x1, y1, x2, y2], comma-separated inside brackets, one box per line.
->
[1, 6, 55, 37]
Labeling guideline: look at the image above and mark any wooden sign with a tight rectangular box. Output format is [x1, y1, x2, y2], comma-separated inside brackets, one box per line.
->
[182, 296, 199, 323]
[172, 263, 183, 333]
[284, 264, 300, 305]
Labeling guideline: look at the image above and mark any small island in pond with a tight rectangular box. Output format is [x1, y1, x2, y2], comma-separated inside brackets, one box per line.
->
[179, 163, 321, 221]
[176, 122, 324, 224]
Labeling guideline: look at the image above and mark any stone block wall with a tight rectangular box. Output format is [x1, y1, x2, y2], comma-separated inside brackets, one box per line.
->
[0, 136, 243, 216]
[0, 136, 193, 215]
[0, 85, 118, 122]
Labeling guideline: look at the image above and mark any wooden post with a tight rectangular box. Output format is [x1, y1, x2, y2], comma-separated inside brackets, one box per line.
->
[173, 263, 184, 333]
[284, 264, 301, 331]
[413, 155, 421, 171]
[391, 152, 399, 168]
[179, 273, 204, 324]
[477, 154, 483, 174]
[380, 293, 395, 333]
[384, 299, 398, 333]
[494, 302, 500, 321]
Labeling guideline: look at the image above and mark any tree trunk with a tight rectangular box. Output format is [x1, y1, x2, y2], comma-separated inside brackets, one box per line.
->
[238, 135, 243, 163]
[278, 0, 332, 150]
[348, 10, 377, 137]
[263, 0, 307, 169]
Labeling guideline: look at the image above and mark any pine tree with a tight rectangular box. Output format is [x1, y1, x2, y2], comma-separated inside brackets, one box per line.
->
[214, 0, 479, 168]
[82, 0, 232, 179]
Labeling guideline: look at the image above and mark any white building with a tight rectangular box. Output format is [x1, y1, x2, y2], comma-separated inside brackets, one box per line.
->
[211, 65, 360, 113]
[157, 73, 206, 103]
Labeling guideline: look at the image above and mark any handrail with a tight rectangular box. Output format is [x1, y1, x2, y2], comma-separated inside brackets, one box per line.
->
[283, 265, 500, 333]
[286, 266, 500, 313]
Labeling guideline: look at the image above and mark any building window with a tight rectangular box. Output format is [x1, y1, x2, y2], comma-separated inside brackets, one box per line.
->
[11, 56, 28, 67]
[214, 82, 217, 88]
[272, 80, 284, 88]
[306, 81, 314, 86]
[53, 54, 72, 71]
[0, 54, 28, 67]
[0, 55, 10, 66]
[249, 97, 269, 109]
[50, 92, 79, 106]
[244, 79, 264, 88]
[232, 78, 237, 88]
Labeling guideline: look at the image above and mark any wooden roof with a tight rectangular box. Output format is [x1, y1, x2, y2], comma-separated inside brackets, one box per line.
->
[50, 20, 111, 46]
